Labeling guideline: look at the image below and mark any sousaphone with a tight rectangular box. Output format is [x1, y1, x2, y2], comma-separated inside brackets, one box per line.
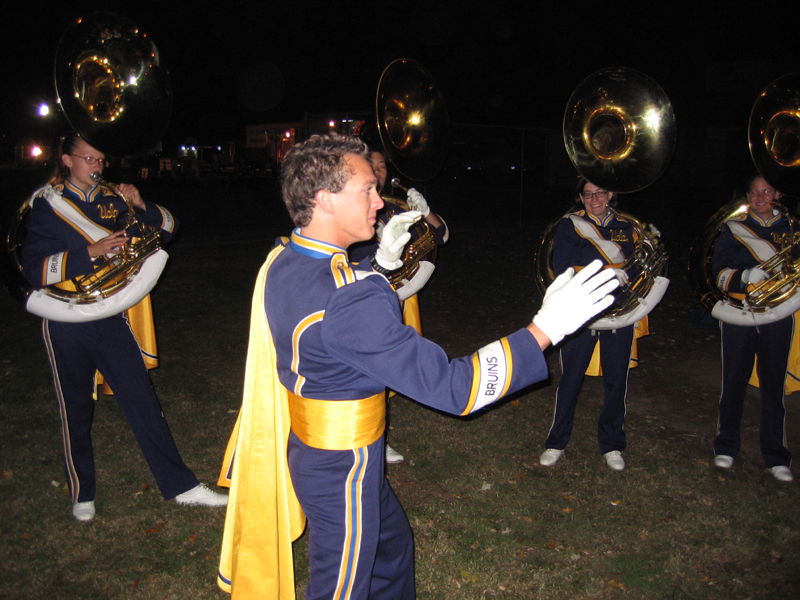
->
[689, 73, 800, 326]
[3, 12, 172, 322]
[535, 67, 674, 329]
[373, 58, 449, 294]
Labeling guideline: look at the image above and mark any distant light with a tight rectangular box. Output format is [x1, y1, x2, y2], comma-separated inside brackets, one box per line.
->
[38, 103, 49, 117]
[328, 120, 335, 128]
[284, 131, 291, 138]
[511, 166, 516, 170]
[31, 146, 43, 157]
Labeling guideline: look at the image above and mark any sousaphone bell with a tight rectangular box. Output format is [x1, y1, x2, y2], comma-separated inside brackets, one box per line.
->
[374, 58, 449, 293]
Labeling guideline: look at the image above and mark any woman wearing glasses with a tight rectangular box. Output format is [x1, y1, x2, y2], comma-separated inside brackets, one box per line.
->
[711, 174, 794, 482]
[538, 178, 637, 472]
[21, 132, 227, 521]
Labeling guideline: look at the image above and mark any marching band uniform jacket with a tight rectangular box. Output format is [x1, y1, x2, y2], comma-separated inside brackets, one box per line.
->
[21, 180, 198, 503]
[545, 210, 636, 454]
[219, 228, 546, 600]
[712, 210, 793, 467]
[22, 180, 177, 287]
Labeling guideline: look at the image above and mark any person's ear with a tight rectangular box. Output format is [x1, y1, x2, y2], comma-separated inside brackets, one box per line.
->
[315, 189, 334, 214]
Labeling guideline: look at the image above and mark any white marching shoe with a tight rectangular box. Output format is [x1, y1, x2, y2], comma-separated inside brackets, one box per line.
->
[174, 483, 228, 506]
[714, 455, 734, 469]
[539, 448, 564, 467]
[769, 466, 794, 482]
[603, 450, 625, 471]
[386, 444, 404, 464]
[72, 500, 96, 522]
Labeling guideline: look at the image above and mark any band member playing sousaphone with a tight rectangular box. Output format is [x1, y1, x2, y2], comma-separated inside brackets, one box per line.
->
[21, 133, 229, 521]
[537, 67, 673, 472]
[11, 12, 230, 522]
[538, 178, 653, 472]
[711, 174, 795, 482]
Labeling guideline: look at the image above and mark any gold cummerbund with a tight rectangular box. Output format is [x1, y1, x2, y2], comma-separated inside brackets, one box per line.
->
[287, 390, 386, 450]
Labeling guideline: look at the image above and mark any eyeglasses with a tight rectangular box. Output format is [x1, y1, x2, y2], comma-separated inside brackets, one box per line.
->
[70, 154, 108, 167]
[747, 188, 776, 198]
[582, 190, 610, 200]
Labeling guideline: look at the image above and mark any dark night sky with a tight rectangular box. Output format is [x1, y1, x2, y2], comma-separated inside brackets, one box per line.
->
[2, 0, 798, 153]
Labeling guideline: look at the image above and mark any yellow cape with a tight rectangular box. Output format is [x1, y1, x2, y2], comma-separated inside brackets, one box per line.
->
[217, 246, 306, 598]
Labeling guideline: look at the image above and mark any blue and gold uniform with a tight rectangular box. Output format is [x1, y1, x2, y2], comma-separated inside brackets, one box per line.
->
[712, 209, 793, 468]
[21, 180, 199, 503]
[545, 210, 637, 455]
[220, 228, 546, 600]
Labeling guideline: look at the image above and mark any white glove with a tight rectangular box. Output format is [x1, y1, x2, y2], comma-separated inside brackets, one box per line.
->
[742, 267, 768, 285]
[532, 260, 619, 345]
[646, 223, 661, 238]
[375, 220, 385, 240]
[406, 188, 431, 217]
[372, 211, 422, 272]
[612, 268, 629, 285]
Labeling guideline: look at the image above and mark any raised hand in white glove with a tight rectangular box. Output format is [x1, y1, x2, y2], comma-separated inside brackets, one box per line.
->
[612, 268, 629, 285]
[532, 260, 619, 346]
[371, 211, 422, 272]
[742, 267, 768, 285]
[406, 188, 431, 217]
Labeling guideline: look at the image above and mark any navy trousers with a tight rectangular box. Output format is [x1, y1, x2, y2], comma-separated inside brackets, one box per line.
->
[714, 318, 793, 468]
[288, 432, 415, 600]
[545, 325, 635, 454]
[43, 316, 198, 503]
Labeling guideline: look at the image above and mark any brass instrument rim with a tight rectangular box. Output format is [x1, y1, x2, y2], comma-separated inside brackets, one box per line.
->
[375, 58, 450, 183]
[748, 72, 800, 196]
[564, 66, 676, 193]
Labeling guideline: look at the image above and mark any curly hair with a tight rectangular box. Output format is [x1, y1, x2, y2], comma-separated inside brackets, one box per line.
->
[280, 133, 370, 227]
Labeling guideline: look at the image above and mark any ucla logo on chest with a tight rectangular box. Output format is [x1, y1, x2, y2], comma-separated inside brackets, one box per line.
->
[611, 229, 629, 243]
[99, 205, 119, 220]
